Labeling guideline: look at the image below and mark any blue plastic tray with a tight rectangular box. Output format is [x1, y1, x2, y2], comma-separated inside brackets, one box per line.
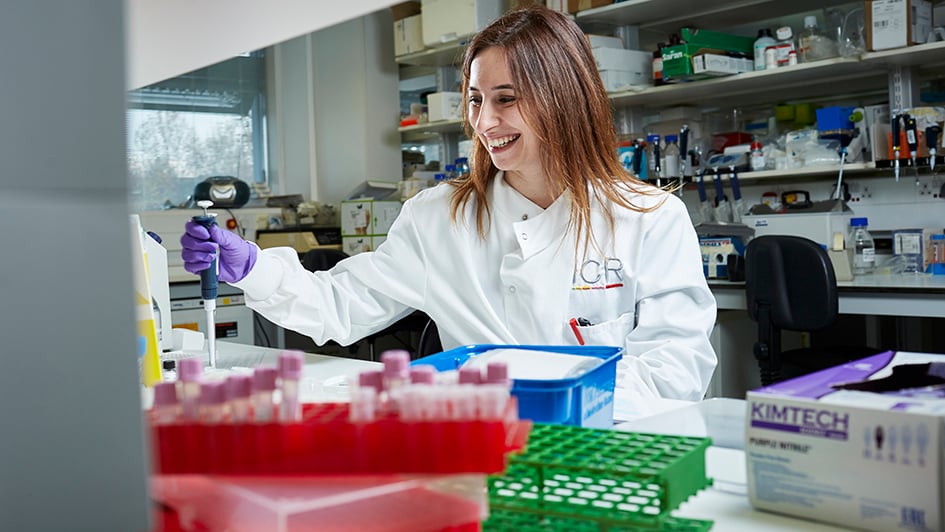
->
[412, 344, 622, 428]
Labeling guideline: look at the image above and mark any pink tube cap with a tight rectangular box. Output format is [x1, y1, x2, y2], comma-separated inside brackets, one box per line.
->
[358, 370, 384, 392]
[199, 381, 227, 406]
[152, 382, 178, 407]
[253, 366, 278, 392]
[278, 350, 304, 380]
[381, 350, 410, 379]
[226, 375, 252, 399]
[178, 357, 204, 382]
[486, 361, 510, 385]
[458, 366, 482, 385]
[410, 365, 436, 384]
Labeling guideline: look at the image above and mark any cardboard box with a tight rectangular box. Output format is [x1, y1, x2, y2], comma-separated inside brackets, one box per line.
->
[591, 47, 651, 72]
[421, 0, 508, 47]
[599, 69, 650, 92]
[587, 34, 623, 49]
[341, 200, 402, 236]
[426, 91, 463, 122]
[566, 0, 610, 13]
[390, 1, 421, 20]
[866, 0, 933, 51]
[661, 28, 754, 81]
[746, 351, 945, 532]
[691, 53, 753, 76]
[394, 14, 424, 57]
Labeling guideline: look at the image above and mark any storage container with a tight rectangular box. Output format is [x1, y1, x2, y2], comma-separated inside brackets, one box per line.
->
[412, 344, 621, 428]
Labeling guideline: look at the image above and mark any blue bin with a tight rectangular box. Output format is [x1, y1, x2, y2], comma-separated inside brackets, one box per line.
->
[412, 344, 622, 428]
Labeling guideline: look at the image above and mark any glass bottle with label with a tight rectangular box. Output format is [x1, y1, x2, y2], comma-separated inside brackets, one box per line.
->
[753, 28, 776, 71]
[850, 217, 875, 276]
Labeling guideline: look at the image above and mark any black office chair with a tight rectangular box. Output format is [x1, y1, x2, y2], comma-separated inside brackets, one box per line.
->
[745, 235, 880, 386]
[416, 319, 443, 358]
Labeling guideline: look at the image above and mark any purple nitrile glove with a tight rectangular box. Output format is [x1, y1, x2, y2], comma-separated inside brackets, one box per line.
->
[180, 221, 257, 283]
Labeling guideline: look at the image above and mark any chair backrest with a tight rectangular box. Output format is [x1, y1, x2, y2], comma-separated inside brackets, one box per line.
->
[745, 235, 838, 332]
[300, 248, 349, 272]
[417, 319, 443, 358]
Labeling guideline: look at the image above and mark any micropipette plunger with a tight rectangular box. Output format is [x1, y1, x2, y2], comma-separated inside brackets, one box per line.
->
[927, 125, 942, 174]
[193, 200, 218, 368]
[904, 114, 919, 183]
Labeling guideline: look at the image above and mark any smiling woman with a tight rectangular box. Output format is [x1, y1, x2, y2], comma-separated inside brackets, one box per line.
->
[179, 5, 718, 402]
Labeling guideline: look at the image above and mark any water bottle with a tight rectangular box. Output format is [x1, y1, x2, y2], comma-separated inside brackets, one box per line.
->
[851, 217, 875, 276]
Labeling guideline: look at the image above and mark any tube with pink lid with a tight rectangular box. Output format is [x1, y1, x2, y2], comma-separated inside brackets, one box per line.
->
[177, 357, 203, 421]
[151, 382, 179, 425]
[199, 381, 227, 424]
[252, 366, 277, 422]
[278, 350, 304, 422]
[226, 375, 252, 423]
[381, 350, 411, 409]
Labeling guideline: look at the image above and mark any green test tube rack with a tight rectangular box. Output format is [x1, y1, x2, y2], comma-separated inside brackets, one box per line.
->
[485, 423, 713, 531]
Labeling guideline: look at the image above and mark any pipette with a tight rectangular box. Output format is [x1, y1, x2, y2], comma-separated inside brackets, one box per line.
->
[904, 114, 919, 182]
[679, 124, 690, 196]
[696, 169, 713, 224]
[891, 113, 901, 182]
[926, 125, 942, 174]
[192, 200, 218, 368]
[729, 165, 744, 224]
[712, 167, 730, 223]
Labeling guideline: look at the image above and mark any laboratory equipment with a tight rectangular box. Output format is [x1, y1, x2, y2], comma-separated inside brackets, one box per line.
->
[646, 133, 661, 184]
[226, 375, 252, 422]
[850, 217, 876, 275]
[199, 381, 227, 424]
[712, 168, 731, 223]
[252, 366, 277, 422]
[929, 234, 945, 275]
[696, 168, 713, 224]
[177, 357, 203, 421]
[192, 200, 218, 368]
[729, 165, 745, 224]
[753, 28, 776, 71]
[927, 125, 942, 173]
[904, 113, 919, 182]
[797, 15, 838, 62]
[151, 382, 179, 425]
[278, 350, 304, 422]
[891, 112, 902, 181]
[663, 134, 680, 186]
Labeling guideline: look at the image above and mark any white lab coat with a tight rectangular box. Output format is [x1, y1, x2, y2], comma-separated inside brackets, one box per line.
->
[234, 172, 717, 400]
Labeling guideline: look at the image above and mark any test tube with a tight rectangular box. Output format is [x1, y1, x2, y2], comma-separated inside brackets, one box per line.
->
[151, 382, 179, 425]
[177, 357, 203, 421]
[458, 366, 482, 385]
[199, 381, 227, 424]
[485, 361, 511, 388]
[358, 370, 385, 393]
[278, 350, 304, 423]
[252, 366, 277, 423]
[409, 365, 436, 385]
[381, 350, 410, 409]
[348, 386, 378, 423]
[477, 386, 509, 421]
[226, 375, 252, 423]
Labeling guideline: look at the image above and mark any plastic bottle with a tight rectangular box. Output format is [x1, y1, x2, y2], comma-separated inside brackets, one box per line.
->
[750, 141, 765, 171]
[753, 29, 776, 71]
[662, 134, 680, 180]
[773, 26, 796, 68]
[798, 15, 838, 63]
[851, 217, 876, 276]
[454, 157, 470, 179]
[444, 164, 457, 180]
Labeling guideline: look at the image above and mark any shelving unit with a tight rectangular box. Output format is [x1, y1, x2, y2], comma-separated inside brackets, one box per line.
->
[393, 1, 944, 186]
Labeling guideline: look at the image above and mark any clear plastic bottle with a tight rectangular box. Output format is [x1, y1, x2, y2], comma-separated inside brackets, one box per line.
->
[798, 15, 838, 63]
[851, 217, 876, 276]
[753, 28, 776, 71]
[750, 141, 765, 171]
[662, 134, 680, 180]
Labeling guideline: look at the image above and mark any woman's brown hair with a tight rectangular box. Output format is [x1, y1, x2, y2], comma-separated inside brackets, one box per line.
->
[449, 5, 665, 250]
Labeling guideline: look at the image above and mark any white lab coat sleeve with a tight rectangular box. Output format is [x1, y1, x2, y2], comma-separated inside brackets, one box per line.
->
[230, 200, 430, 346]
[618, 196, 718, 400]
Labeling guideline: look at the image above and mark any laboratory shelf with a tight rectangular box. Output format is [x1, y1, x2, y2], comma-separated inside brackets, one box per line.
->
[486, 423, 713, 531]
[608, 56, 887, 109]
[399, 118, 466, 143]
[150, 401, 531, 476]
[576, 0, 856, 37]
[862, 40, 945, 68]
[395, 41, 466, 67]
[697, 162, 880, 185]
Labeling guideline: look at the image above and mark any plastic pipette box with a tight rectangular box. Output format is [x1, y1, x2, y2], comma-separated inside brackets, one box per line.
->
[484, 423, 714, 531]
[150, 402, 531, 476]
[412, 344, 622, 428]
[152, 473, 487, 532]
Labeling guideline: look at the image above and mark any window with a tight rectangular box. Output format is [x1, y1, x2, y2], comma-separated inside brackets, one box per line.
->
[127, 50, 267, 211]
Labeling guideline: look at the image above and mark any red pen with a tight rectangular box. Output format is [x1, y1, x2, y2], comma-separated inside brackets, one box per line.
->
[569, 318, 585, 345]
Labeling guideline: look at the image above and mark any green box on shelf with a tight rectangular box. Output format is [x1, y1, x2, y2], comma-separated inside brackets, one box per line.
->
[485, 423, 714, 531]
[661, 27, 754, 81]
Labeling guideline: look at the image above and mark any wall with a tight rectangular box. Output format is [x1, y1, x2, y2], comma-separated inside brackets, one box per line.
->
[0, 1, 149, 529]
[267, 9, 402, 204]
[125, 0, 397, 89]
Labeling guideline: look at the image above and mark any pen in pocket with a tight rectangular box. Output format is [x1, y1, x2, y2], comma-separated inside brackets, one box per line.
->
[569, 318, 586, 345]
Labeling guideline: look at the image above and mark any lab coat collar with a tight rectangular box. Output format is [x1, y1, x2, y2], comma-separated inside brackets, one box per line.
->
[492, 172, 572, 260]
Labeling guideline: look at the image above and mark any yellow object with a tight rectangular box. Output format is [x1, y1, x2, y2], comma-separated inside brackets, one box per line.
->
[130, 215, 162, 387]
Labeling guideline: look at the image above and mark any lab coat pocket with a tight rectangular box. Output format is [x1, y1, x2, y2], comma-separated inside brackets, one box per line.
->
[576, 312, 634, 348]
